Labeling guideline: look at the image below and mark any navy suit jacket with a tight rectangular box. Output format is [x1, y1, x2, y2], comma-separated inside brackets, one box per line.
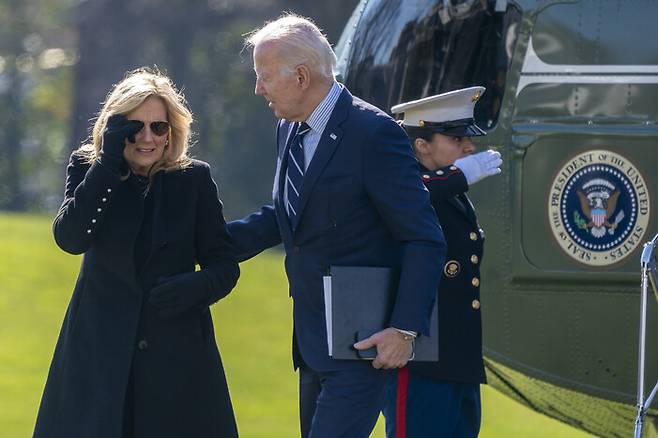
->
[229, 88, 446, 371]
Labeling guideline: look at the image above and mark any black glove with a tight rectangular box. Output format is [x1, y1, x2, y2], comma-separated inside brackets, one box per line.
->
[149, 271, 213, 319]
[98, 114, 144, 172]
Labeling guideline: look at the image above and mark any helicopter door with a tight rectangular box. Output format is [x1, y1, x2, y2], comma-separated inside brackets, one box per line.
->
[511, 0, 658, 278]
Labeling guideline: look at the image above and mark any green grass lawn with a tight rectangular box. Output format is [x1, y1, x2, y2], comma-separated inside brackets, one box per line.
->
[0, 213, 593, 437]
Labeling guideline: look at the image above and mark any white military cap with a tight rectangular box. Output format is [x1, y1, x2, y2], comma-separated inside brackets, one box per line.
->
[391, 86, 487, 136]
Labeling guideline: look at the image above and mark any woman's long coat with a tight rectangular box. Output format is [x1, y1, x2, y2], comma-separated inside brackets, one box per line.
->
[34, 152, 240, 438]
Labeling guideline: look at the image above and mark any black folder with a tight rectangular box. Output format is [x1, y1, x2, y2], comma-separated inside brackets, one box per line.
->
[325, 265, 439, 361]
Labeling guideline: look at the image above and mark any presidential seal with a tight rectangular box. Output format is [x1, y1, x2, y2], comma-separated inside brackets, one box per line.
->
[548, 150, 650, 266]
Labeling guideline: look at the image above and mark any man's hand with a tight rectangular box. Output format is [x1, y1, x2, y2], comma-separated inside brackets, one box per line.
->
[353, 327, 413, 369]
[454, 149, 502, 185]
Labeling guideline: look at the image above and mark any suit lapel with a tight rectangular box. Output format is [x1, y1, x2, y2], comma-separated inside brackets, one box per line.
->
[294, 89, 352, 229]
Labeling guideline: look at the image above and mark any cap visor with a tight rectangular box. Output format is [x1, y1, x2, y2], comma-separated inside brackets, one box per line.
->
[437, 123, 487, 137]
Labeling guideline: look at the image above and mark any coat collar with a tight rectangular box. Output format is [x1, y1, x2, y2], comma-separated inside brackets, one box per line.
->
[419, 163, 479, 227]
[133, 170, 169, 278]
[149, 170, 168, 249]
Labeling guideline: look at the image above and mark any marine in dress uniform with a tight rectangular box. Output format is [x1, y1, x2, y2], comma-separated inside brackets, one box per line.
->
[383, 87, 503, 437]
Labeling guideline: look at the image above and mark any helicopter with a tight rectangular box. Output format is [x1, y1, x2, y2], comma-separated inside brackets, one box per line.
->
[334, 0, 658, 436]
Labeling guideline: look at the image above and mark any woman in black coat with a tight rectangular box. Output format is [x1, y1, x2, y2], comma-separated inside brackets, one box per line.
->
[34, 68, 240, 438]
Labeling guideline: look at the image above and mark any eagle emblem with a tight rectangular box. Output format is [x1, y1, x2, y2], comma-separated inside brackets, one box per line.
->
[548, 149, 650, 266]
[575, 178, 624, 238]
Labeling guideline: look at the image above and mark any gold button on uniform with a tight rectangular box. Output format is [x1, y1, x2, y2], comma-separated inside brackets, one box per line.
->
[443, 260, 461, 278]
[470, 255, 479, 264]
[472, 299, 481, 310]
[471, 277, 480, 287]
[469, 232, 477, 241]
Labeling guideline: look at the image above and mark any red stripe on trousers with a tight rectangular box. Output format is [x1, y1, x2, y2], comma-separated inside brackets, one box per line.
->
[395, 367, 409, 438]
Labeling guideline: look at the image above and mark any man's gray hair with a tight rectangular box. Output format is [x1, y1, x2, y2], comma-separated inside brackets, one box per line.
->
[246, 13, 337, 79]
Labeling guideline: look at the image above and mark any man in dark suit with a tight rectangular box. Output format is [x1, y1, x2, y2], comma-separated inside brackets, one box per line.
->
[228, 13, 446, 438]
[383, 87, 503, 437]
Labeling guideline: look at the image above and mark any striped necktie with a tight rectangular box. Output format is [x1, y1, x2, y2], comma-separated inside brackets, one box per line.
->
[286, 122, 311, 229]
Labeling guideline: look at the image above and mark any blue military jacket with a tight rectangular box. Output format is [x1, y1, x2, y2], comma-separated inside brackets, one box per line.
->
[408, 164, 487, 384]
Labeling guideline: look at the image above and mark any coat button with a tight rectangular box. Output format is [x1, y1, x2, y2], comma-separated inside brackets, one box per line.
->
[91, 219, 97, 223]
[450, 165, 458, 171]
[435, 170, 444, 176]
[422, 174, 430, 180]
[102, 197, 107, 202]
[137, 340, 148, 350]
[471, 255, 479, 264]
[86, 229, 92, 234]
[469, 232, 478, 241]
[107, 188, 112, 193]
[472, 277, 480, 287]
[472, 299, 481, 310]
[97, 208, 102, 212]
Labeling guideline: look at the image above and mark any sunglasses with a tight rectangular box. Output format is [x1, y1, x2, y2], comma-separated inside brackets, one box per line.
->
[131, 120, 170, 137]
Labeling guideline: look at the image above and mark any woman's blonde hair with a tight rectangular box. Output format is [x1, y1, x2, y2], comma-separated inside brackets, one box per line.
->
[79, 67, 193, 178]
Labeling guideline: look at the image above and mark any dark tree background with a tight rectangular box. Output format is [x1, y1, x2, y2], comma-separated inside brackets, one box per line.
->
[0, 0, 359, 218]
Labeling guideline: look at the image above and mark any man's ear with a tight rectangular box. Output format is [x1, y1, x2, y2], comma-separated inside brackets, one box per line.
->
[295, 65, 311, 89]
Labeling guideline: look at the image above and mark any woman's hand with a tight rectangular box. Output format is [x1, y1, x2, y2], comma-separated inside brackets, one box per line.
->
[98, 114, 144, 172]
[149, 271, 212, 319]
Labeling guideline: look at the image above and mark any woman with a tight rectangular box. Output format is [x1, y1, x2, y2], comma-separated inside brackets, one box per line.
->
[385, 88, 502, 437]
[34, 68, 240, 438]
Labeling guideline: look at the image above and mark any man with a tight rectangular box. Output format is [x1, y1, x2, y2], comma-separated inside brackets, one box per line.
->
[227, 13, 446, 438]
[383, 87, 503, 437]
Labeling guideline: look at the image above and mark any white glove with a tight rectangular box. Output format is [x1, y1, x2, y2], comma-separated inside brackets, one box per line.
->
[454, 149, 502, 185]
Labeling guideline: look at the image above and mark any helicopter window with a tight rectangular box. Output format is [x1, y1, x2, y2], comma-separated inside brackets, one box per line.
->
[337, 0, 521, 130]
[532, 0, 658, 65]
